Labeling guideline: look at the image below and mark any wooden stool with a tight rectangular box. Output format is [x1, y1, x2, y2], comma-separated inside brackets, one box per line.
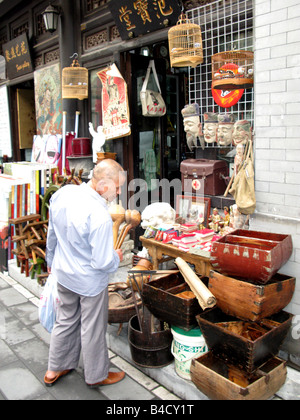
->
[17, 254, 30, 277]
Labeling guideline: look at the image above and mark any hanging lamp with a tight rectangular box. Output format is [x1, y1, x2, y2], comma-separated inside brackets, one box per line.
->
[62, 54, 88, 100]
[211, 50, 254, 90]
[42, 4, 60, 33]
[168, 13, 203, 68]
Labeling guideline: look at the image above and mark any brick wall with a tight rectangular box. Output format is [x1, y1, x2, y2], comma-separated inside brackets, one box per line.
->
[253, 0, 300, 317]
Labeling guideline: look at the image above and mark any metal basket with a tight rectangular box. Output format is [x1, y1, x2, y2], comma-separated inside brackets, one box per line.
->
[212, 50, 254, 90]
[168, 13, 203, 68]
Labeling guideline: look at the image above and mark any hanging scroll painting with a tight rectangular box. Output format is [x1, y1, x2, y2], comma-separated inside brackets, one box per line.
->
[34, 63, 62, 136]
[97, 63, 131, 140]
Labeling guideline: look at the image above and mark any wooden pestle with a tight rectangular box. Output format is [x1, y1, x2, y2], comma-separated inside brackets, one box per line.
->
[115, 210, 141, 250]
[109, 204, 125, 249]
[115, 209, 131, 249]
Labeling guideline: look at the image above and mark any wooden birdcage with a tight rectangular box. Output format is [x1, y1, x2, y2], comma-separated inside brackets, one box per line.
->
[62, 56, 88, 100]
[212, 50, 254, 90]
[168, 13, 203, 68]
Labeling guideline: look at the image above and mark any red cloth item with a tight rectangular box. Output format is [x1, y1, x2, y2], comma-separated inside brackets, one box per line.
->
[57, 133, 75, 175]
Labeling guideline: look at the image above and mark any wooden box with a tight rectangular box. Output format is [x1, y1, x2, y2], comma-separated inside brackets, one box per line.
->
[196, 308, 293, 374]
[180, 159, 228, 196]
[190, 352, 286, 400]
[210, 229, 293, 283]
[208, 270, 295, 321]
[142, 271, 205, 331]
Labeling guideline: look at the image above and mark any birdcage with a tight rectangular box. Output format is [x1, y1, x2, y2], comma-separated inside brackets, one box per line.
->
[168, 13, 203, 68]
[212, 50, 254, 90]
[62, 56, 88, 100]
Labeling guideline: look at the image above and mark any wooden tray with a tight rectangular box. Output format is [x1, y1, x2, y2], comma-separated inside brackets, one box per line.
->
[208, 270, 295, 321]
[196, 308, 293, 374]
[210, 229, 293, 283]
[190, 352, 286, 400]
[142, 271, 205, 331]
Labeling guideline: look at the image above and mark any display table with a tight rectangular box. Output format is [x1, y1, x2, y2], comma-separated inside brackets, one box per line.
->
[140, 236, 213, 277]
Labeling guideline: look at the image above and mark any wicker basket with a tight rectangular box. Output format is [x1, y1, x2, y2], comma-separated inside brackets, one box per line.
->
[62, 57, 88, 100]
[212, 50, 254, 90]
[168, 13, 203, 68]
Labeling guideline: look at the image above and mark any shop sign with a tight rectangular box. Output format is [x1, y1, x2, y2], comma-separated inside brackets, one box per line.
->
[3, 34, 33, 79]
[108, 0, 181, 40]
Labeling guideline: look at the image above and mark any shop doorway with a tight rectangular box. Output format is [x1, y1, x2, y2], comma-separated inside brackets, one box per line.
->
[9, 80, 36, 161]
[123, 51, 186, 211]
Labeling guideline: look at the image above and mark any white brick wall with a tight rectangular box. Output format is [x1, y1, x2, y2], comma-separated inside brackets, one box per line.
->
[253, 0, 300, 315]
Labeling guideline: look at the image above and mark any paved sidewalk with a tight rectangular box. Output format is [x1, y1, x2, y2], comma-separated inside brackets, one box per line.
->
[1, 270, 300, 401]
[0, 273, 179, 401]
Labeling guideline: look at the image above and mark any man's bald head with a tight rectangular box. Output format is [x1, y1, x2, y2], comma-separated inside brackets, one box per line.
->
[90, 159, 125, 202]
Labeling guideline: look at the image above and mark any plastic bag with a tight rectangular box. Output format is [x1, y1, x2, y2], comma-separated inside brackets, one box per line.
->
[38, 273, 60, 333]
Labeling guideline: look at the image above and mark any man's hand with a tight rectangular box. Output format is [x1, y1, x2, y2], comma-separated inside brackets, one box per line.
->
[115, 249, 123, 262]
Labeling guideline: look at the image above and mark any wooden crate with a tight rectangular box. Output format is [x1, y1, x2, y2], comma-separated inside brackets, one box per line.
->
[196, 308, 293, 374]
[142, 271, 205, 331]
[208, 270, 295, 321]
[190, 352, 286, 400]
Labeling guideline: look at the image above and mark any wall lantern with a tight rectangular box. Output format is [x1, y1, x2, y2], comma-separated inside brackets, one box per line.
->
[62, 54, 88, 100]
[42, 4, 60, 33]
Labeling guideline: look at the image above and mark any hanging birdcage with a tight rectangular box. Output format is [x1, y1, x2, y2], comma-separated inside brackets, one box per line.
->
[212, 50, 254, 90]
[62, 55, 88, 100]
[168, 13, 203, 68]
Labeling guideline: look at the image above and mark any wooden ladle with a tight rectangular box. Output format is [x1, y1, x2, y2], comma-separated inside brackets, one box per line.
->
[109, 204, 125, 249]
[115, 209, 141, 250]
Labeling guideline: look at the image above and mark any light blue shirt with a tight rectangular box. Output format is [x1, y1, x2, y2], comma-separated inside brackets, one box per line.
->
[46, 182, 120, 296]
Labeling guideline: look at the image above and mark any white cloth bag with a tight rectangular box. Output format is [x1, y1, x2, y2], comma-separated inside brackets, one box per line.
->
[140, 60, 166, 117]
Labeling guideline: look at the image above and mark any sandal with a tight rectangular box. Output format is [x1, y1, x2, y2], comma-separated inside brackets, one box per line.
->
[44, 369, 72, 387]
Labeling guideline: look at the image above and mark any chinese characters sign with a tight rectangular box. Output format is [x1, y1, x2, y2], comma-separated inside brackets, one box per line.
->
[3, 34, 33, 79]
[108, 0, 181, 40]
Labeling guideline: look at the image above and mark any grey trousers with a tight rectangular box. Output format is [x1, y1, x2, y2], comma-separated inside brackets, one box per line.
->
[48, 283, 109, 384]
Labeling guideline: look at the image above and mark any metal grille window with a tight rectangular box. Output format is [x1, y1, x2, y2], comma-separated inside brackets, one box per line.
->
[187, 0, 254, 126]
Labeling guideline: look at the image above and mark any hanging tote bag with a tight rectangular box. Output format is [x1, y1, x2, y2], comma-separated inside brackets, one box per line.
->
[229, 139, 256, 215]
[140, 60, 166, 117]
[38, 273, 60, 333]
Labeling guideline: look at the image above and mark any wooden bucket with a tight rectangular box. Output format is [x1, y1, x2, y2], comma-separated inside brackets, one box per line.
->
[128, 308, 173, 368]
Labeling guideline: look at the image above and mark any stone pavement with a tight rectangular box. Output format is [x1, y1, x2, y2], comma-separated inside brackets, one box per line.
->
[1, 268, 300, 401]
[0, 273, 180, 401]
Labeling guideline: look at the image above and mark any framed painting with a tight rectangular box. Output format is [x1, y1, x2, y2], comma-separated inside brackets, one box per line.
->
[176, 195, 211, 227]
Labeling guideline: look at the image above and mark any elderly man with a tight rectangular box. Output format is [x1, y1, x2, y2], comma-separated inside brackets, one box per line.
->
[44, 159, 126, 388]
